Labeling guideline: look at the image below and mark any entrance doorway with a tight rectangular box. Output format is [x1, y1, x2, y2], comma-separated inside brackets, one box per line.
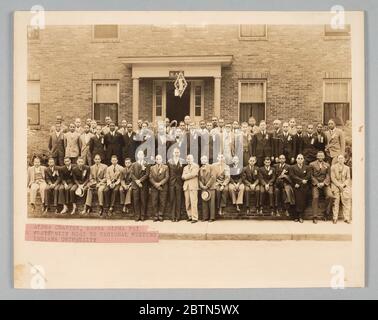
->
[165, 81, 191, 123]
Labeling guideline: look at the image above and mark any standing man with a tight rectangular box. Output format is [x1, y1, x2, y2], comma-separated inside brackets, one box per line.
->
[89, 120, 97, 134]
[48, 122, 65, 166]
[105, 155, 123, 215]
[168, 148, 184, 222]
[27, 157, 47, 212]
[310, 151, 334, 223]
[251, 121, 273, 167]
[58, 157, 75, 214]
[121, 123, 136, 162]
[272, 119, 282, 163]
[275, 122, 295, 165]
[242, 156, 260, 214]
[228, 156, 244, 212]
[85, 154, 108, 216]
[71, 157, 90, 215]
[79, 124, 94, 165]
[64, 123, 80, 164]
[274, 154, 295, 217]
[101, 116, 114, 135]
[302, 124, 318, 164]
[325, 119, 346, 164]
[198, 155, 215, 222]
[331, 154, 351, 224]
[118, 119, 128, 135]
[258, 157, 276, 216]
[288, 118, 297, 135]
[248, 116, 259, 135]
[212, 154, 230, 216]
[182, 154, 199, 223]
[50, 115, 68, 133]
[289, 154, 311, 223]
[89, 125, 105, 162]
[74, 118, 83, 134]
[314, 123, 327, 154]
[241, 122, 252, 167]
[44, 157, 61, 214]
[293, 125, 304, 158]
[131, 150, 150, 221]
[149, 154, 169, 222]
[104, 122, 123, 165]
[120, 158, 133, 214]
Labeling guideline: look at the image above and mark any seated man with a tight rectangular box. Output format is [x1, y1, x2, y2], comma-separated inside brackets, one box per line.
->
[199, 155, 216, 222]
[258, 157, 276, 216]
[105, 155, 123, 216]
[242, 156, 260, 214]
[274, 154, 295, 217]
[85, 154, 108, 216]
[211, 154, 230, 215]
[58, 157, 75, 215]
[120, 158, 133, 214]
[71, 156, 90, 215]
[44, 157, 61, 214]
[28, 157, 47, 212]
[228, 156, 245, 212]
[310, 151, 334, 223]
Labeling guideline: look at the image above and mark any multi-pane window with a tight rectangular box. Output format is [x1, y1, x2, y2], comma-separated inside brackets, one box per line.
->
[323, 79, 351, 125]
[93, 81, 119, 124]
[93, 25, 119, 40]
[239, 24, 267, 40]
[194, 85, 202, 117]
[27, 81, 40, 125]
[239, 81, 266, 123]
[155, 85, 163, 117]
[324, 24, 351, 37]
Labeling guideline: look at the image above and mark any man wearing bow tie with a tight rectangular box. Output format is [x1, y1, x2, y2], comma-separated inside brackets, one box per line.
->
[105, 155, 123, 216]
[149, 154, 169, 222]
[182, 154, 200, 223]
[131, 150, 150, 221]
[44, 157, 61, 214]
[58, 157, 75, 214]
[71, 157, 90, 215]
[242, 156, 260, 215]
[168, 148, 184, 222]
[325, 119, 346, 164]
[251, 121, 274, 167]
[258, 157, 276, 215]
[104, 122, 123, 165]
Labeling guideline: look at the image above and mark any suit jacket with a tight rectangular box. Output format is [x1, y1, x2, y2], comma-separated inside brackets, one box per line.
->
[310, 160, 331, 186]
[199, 164, 214, 190]
[211, 162, 230, 187]
[251, 131, 273, 158]
[242, 165, 259, 187]
[230, 165, 243, 184]
[289, 164, 311, 187]
[258, 166, 276, 186]
[48, 131, 65, 157]
[276, 132, 295, 160]
[274, 163, 292, 186]
[45, 166, 61, 185]
[79, 132, 94, 156]
[104, 131, 123, 161]
[64, 132, 80, 158]
[330, 164, 351, 191]
[182, 163, 199, 191]
[272, 129, 282, 158]
[293, 133, 304, 157]
[106, 164, 123, 186]
[325, 128, 346, 158]
[168, 158, 184, 187]
[89, 163, 108, 185]
[314, 132, 327, 152]
[149, 164, 169, 189]
[27, 166, 46, 186]
[59, 165, 74, 184]
[72, 165, 90, 185]
[89, 134, 105, 161]
[130, 161, 149, 189]
[302, 133, 318, 163]
[122, 131, 137, 161]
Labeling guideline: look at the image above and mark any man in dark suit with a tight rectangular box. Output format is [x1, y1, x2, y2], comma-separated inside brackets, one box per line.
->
[242, 156, 260, 214]
[167, 148, 184, 222]
[48, 122, 65, 166]
[293, 125, 304, 158]
[121, 123, 136, 162]
[258, 157, 276, 215]
[149, 154, 169, 222]
[71, 157, 90, 215]
[274, 154, 295, 217]
[44, 157, 61, 213]
[314, 123, 327, 154]
[275, 122, 295, 165]
[89, 125, 105, 162]
[302, 124, 318, 164]
[131, 150, 150, 221]
[251, 121, 273, 167]
[58, 157, 74, 214]
[120, 158, 133, 214]
[198, 155, 216, 222]
[104, 122, 123, 165]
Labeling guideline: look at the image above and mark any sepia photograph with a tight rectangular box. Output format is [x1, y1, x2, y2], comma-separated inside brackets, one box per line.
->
[13, 11, 365, 289]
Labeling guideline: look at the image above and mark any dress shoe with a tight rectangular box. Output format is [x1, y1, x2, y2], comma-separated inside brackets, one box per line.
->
[218, 209, 223, 216]
[259, 208, 263, 215]
[140, 217, 145, 222]
[55, 208, 59, 214]
[159, 217, 164, 222]
[270, 210, 275, 216]
[284, 210, 290, 217]
[191, 220, 198, 224]
[299, 218, 304, 223]
[187, 218, 192, 222]
[246, 209, 250, 215]
[98, 207, 103, 216]
[344, 220, 351, 224]
[70, 208, 76, 215]
[209, 219, 215, 223]
[153, 218, 158, 222]
[236, 205, 240, 212]
[313, 218, 318, 224]
[122, 206, 127, 213]
[294, 218, 299, 222]
[333, 219, 338, 224]
[60, 206, 68, 214]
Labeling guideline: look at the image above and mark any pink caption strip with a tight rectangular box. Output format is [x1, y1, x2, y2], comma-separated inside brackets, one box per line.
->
[25, 224, 159, 243]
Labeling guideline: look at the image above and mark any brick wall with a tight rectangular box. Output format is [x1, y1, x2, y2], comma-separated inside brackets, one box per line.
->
[27, 24, 351, 154]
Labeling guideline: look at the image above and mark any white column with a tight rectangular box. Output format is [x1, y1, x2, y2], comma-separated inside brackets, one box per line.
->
[132, 77, 139, 130]
[214, 76, 221, 118]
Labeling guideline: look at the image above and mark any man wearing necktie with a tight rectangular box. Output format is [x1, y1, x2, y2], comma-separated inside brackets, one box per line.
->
[44, 157, 61, 214]
[258, 157, 276, 216]
[104, 122, 123, 165]
[89, 125, 105, 162]
[325, 119, 346, 164]
[79, 124, 94, 166]
[275, 122, 295, 165]
[71, 157, 90, 215]
[182, 154, 200, 223]
[242, 156, 260, 214]
[105, 155, 123, 216]
[251, 121, 274, 167]
[168, 148, 184, 222]
[120, 158, 133, 214]
[302, 124, 318, 164]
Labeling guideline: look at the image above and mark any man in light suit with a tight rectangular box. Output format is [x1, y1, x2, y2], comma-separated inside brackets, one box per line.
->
[28, 157, 47, 212]
[48, 122, 65, 166]
[44, 157, 61, 214]
[149, 154, 169, 222]
[198, 155, 216, 222]
[79, 124, 94, 165]
[85, 154, 108, 216]
[331, 154, 352, 224]
[182, 154, 199, 223]
[105, 155, 123, 215]
[64, 123, 80, 164]
[310, 151, 334, 223]
[211, 153, 230, 215]
[325, 119, 346, 164]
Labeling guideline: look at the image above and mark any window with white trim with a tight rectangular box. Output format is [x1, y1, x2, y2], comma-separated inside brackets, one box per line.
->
[93, 81, 119, 124]
[239, 25, 267, 40]
[239, 81, 266, 123]
[323, 79, 351, 125]
[27, 80, 40, 125]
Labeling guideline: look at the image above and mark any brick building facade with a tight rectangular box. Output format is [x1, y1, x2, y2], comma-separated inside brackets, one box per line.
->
[27, 24, 351, 156]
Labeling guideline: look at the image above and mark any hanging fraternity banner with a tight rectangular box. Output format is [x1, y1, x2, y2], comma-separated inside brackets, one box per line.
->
[174, 71, 187, 97]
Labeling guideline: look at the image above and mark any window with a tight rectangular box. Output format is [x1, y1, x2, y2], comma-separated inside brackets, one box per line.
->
[27, 81, 40, 125]
[194, 85, 202, 117]
[239, 81, 266, 123]
[324, 24, 350, 37]
[93, 25, 119, 41]
[27, 26, 40, 40]
[239, 24, 267, 40]
[93, 81, 119, 124]
[323, 79, 351, 125]
[155, 85, 163, 117]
